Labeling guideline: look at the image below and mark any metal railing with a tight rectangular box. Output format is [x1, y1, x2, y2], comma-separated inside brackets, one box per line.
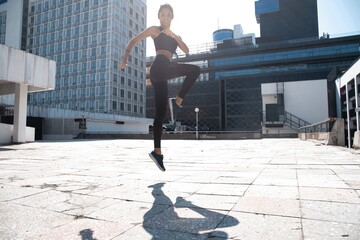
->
[262, 110, 311, 131]
[0, 105, 14, 116]
[283, 111, 311, 130]
[298, 117, 336, 133]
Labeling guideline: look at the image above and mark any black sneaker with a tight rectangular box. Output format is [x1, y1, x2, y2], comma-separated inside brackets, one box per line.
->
[169, 98, 182, 123]
[149, 151, 166, 172]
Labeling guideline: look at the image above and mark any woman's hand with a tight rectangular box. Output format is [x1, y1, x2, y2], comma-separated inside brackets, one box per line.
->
[119, 59, 127, 69]
[161, 28, 177, 39]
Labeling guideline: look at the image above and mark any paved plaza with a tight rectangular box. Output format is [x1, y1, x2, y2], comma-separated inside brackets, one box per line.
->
[0, 138, 359, 240]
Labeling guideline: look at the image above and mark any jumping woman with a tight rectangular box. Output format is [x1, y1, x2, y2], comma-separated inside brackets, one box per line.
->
[120, 4, 200, 172]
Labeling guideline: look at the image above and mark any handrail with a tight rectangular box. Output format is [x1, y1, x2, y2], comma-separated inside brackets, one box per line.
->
[0, 105, 14, 116]
[262, 110, 311, 132]
[298, 117, 336, 133]
[283, 111, 311, 130]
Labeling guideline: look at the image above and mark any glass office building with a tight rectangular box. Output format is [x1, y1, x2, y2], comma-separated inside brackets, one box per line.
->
[255, 0, 318, 44]
[146, 35, 360, 131]
[27, 0, 147, 118]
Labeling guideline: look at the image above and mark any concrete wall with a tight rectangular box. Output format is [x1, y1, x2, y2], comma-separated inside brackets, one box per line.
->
[0, 45, 56, 94]
[262, 79, 328, 124]
[0, 123, 35, 144]
[298, 118, 345, 146]
[284, 79, 328, 123]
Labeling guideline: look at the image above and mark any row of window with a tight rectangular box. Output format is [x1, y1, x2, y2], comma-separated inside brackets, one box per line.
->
[0, 11, 5, 44]
[55, 74, 144, 90]
[0, 11, 6, 24]
[30, 0, 109, 14]
[112, 74, 144, 90]
[29, 100, 144, 115]
[112, 88, 144, 102]
[30, 7, 109, 26]
[29, 18, 109, 38]
[112, 101, 144, 114]
[213, 43, 360, 67]
[29, 88, 144, 105]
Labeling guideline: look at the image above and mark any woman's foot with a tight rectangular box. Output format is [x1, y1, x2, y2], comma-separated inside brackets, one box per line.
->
[149, 151, 166, 172]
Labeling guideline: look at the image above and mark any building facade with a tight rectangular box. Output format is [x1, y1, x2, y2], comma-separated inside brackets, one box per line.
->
[27, 0, 147, 118]
[145, 0, 359, 134]
[255, 0, 319, 44]
[146, 34, 360, 132]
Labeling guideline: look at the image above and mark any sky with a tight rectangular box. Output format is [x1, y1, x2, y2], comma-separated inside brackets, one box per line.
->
[145, 0, 360, 56]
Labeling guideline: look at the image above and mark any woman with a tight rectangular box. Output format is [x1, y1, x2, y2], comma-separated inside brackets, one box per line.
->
[120, 4, 200, 172]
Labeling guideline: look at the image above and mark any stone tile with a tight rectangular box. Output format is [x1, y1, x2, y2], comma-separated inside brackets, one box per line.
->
[88, 200, 170, 224]
[46, 194, 115, 216]
[302, 219, 360, 240]
[260, 168, 297, 178]
[297, 176, 350, 188]
[27, 218, 132, 240]
[112, 225, 208, 240]
[0, 184, 47, 202]
[232, 196, 301, 218]
[10, 190, 74, 209]
[0, 202, 73, 240]
[301, 200, 360, 224]
[175, 194, 240, 211]
[253, 176, 298, 187]
[211, 176, 254, 185]
[212, 211, 302, 239]
[0, 139, 360, 239]
[299, 187, 360, 204]
[196, 183, 248, 196]
[245, 185, 299, 199]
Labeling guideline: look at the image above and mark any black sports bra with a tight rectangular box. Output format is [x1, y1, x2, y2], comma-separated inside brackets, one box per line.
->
[153, 30, 178, 54]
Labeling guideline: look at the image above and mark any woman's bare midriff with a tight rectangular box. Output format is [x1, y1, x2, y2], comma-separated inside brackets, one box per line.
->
[156, 50, 173, 61]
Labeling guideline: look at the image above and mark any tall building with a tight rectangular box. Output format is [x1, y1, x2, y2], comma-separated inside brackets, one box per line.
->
[0, 0, 29, 50]
[255, 0, 319, 43]
[27, 0, 147, 118]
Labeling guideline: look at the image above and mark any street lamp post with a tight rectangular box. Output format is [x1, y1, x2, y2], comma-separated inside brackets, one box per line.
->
[195, 107, 199, 140]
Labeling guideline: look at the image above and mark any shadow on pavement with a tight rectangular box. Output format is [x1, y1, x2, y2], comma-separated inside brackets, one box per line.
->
[79, 229, 97, 240]
[144, 182, 239, 239]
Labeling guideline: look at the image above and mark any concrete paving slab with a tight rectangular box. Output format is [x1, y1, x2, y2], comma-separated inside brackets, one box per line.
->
[212, 211, 302, 239]
[112, 224, 208, 240]
[232, 196, 301, 218]
[244, 185, 299, 199]
[27, 218, 132, 240]
[196, 183, 248, 196]
[300, 200, 360, 224]
[0, 202, 73, 240]
[0, 184, 47, 202]
[0, 138, 360, 239]
[299, 187, 360, 204]
[302, 219, 360, 240]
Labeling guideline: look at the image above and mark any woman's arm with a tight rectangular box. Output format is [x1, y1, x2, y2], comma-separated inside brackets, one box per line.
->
[120, 26, 157, 68]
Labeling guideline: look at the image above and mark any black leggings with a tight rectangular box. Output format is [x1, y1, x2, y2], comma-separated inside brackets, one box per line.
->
[150, 54, 200, 149]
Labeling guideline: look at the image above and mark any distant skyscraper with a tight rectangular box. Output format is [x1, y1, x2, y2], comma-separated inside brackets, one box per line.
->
[27, 0, 147, 117]
[255, 0, 319, 43]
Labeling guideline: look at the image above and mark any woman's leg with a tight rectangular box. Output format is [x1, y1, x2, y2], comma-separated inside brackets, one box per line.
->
[151, 80, 168, 153]
[167, 63, 201, 100]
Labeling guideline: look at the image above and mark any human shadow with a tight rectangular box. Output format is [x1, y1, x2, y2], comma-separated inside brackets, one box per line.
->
[79, 228, 97, 240]
[143, 183, 239, 239]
